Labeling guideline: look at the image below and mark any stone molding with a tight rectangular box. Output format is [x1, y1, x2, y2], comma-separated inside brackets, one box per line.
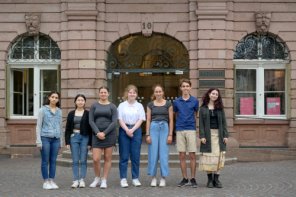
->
[64, 10, 98, 21]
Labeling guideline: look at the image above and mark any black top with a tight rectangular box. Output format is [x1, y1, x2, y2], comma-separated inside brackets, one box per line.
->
[65, 110, 92, 146]
[209, 109, 218, 129]
[147, 100, 171, 122]
[73, 116, 82, 130]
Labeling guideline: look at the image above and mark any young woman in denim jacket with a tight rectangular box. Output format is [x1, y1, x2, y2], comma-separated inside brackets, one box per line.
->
[65, 94, 92, 188]
[36, 91, 62, 190]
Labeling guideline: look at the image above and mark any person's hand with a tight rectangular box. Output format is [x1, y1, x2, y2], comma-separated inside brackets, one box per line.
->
[126, 129, 133, 138]
[167, 135, 173, 144]
[66, 145, 70, 149]
[146, 136, 151, 144]
[97, 132, 106, 140]
[201, 138, 206, 144]
[88, 146, 91, 150]
[223, 138, 228, 144]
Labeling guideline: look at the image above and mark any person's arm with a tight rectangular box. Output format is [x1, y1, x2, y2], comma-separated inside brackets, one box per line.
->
[102, 104, 118, 136]
[59, 109, 63, 148]
[146, 106, 152, 144]
[89, 103, 100, 135]
[199, 107, 206, 144]
[35, 107, 44, 148]
[64, 111, 73, 146]
[222, 109, 229, 138]
[167, 105, 174, 144]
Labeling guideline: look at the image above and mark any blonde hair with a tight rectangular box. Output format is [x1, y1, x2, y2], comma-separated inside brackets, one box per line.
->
[123, 84, 138, 100]
[151, 84, 165, 101]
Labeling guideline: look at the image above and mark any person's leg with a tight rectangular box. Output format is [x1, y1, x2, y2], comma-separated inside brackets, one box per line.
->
[176, 131, 187, 179]
[186, 131, 197, 179]
[207, 171, 214, 188]
[188, 152, 196, 178]
[40, 137, 50, 180]
[179, 152, 187, 178]
[79, 135, 89, 180]
[92, 148, 102, 177]
[70, 133, 80, 181]
[147, 121, 159, 177]
[102, 147, 113, 179]
[118, 127, 130, 179]
[48, 137, 60, 180]
[159, 122, 169, 177]
[130, 127, 142, 180]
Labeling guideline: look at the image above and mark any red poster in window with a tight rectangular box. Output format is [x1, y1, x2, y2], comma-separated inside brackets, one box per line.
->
[240, 97, 254, 115]
[266, 97, 280, 115]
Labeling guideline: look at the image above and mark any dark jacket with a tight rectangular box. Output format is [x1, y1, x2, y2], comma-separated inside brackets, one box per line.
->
[65, 110, 92, 146]
[199, 105, 229, 153]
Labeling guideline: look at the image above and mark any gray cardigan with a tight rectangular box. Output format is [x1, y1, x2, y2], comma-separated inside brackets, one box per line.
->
[199, 105, 229, 153]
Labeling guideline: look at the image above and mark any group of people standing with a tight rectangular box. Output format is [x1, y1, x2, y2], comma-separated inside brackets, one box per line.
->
[35, 78, 229, 190]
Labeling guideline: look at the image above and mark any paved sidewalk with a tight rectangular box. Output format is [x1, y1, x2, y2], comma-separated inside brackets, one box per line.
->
[0, 157, 295, 197]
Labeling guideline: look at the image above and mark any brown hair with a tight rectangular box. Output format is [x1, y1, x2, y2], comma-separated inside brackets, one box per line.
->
[201, 88, 224, 109]
[179, 78, 191, 87]
[151, 84, 165, 101]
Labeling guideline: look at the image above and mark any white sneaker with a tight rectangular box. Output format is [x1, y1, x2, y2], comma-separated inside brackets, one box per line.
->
[49, 180, 59, 189]
[79, 179, 85, 188]
[132, 179, 141, 187]
[159, 178, 166, 187]
[100, 179, 107, 189]
[43, 181, 52, 190]
[120, 178, 129, 188]
[71, 180, 79, 188]
[150, 178, 157, 187]
[89, 177, 101, 188]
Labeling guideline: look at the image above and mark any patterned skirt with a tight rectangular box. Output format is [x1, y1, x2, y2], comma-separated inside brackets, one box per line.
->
[199, 129, 226, 172]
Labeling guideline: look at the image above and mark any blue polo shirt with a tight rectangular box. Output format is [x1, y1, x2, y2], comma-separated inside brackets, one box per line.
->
[173, 95, 199, 131]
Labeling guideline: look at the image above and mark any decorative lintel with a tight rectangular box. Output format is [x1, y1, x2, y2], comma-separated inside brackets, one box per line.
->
[195, 9, 228, 19]
[65, 10, 98, 21]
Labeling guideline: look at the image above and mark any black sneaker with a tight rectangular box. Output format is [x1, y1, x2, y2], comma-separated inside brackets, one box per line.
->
[190, 178, 198, 188]
[177, 178, 189, 187]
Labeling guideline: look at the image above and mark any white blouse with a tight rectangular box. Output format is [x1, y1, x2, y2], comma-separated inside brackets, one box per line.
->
[118, 101, 146, 125]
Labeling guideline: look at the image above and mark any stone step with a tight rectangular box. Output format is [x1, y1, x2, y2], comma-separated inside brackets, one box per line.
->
[56, 156, 237, 168]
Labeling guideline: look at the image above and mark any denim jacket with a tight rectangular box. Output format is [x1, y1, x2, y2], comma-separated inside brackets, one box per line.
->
[36, 105, 63, 147]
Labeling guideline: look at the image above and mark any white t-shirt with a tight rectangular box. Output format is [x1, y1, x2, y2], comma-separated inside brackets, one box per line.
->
[118, 101, 146, 125]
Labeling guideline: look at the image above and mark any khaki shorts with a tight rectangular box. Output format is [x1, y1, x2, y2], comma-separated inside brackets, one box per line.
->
[176, 130, 197, 153]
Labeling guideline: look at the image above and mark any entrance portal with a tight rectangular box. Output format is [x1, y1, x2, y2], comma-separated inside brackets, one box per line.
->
[107, 33, 189, 106]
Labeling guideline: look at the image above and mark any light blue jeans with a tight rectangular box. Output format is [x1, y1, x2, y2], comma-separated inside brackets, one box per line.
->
[70, 133, 89, 181]
[147, 121, 170, 177]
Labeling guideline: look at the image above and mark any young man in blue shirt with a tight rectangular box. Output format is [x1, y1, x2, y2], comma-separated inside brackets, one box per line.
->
[173, 78, 199, 187]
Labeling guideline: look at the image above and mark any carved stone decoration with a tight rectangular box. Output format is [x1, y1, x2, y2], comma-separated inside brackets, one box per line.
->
[255, 12, 271, 35]
[25, 13, 41, 36]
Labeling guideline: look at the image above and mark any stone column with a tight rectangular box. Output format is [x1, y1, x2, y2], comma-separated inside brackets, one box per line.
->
[61, 0, 99, 110]
[196, 0, 239, 148]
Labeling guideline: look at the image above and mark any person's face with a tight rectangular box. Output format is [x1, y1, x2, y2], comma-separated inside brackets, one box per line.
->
[48, 93, 59, 106]
[154, 86, 164, 100]
[75, 96, 85, 109]
[99, 88, 109, 101]
[180, 82, 191, 95]
[209, 90, 219, 102]
[127, 89, 137, 101]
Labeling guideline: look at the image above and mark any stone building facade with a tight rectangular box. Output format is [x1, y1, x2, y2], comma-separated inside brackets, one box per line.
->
[0, 0, 295, 157]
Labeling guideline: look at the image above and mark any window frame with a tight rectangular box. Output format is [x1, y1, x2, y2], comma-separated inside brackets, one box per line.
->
[234, 59, 288, 120]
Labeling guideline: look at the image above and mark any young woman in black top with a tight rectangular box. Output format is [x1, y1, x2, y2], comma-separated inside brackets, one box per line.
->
[199, 88, 229, 188]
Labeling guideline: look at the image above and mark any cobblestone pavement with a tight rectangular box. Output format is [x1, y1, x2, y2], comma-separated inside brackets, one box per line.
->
[0, 157, 295, 197]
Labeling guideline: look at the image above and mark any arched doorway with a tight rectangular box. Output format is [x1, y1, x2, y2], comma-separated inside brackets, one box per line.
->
[106, 33, 189, 108]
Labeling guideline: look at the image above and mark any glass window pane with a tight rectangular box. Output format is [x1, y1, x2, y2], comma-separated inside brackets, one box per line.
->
[236, 93, 256, 115]
[12, 48, 22, 59]
[23, 48, 34, 59]
[39, 48, 50, 59]
[236, 69, 256, 91]
[23, 37, 34, 48]
[40, 70, 58, 106]
[39, 36, 50, 47]
[264, 69, 285, 91]
[13, 93, 23, 115]
[264, 93, 285, 115]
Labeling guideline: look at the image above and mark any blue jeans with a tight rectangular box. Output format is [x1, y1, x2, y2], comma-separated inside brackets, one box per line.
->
[147, 121, 170, 177]
[70, 133, 89, 181]
[118, 126, 142, 179]
[40, 136, 60, 180]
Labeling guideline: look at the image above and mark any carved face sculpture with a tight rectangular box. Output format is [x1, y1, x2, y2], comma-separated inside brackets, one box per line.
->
[25, 13, 40, 36]
[255, 12, 271, 34]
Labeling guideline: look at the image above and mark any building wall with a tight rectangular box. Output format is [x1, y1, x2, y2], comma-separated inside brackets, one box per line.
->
[0, 0, 295, 155]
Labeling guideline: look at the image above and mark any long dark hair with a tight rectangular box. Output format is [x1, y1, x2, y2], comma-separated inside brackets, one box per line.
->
[44, 91, 61, 108]
[201, 88, 224, 109]
[74, 94, 86, 109]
